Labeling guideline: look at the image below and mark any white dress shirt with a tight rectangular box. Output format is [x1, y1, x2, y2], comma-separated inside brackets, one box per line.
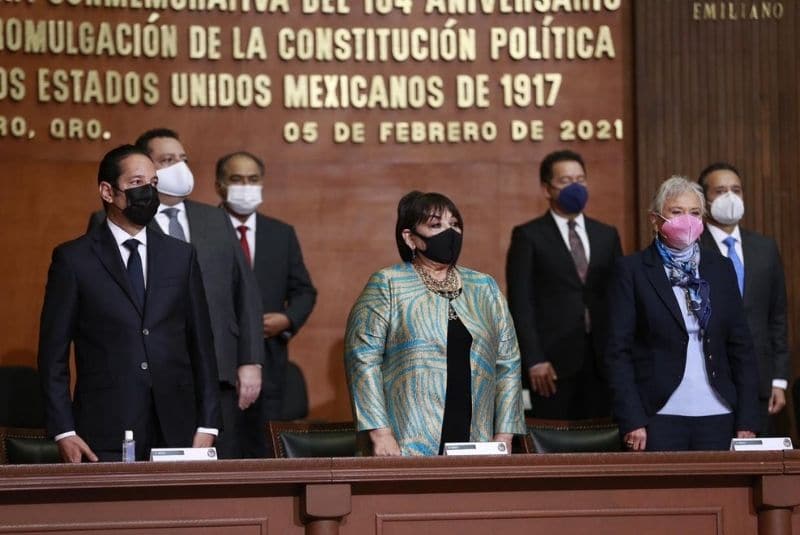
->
[106, 218, 148, 286]
[707, 224, 744, 265]
[549, 210, 591, 262]
[658, 278, 732, 417]
[154, 201, 192, 242]
[706, 223, 787, 391]
[228, 212, 257, 264]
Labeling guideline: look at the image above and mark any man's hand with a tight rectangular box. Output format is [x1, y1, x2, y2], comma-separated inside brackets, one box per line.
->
[57, 435, 98, 463]
[369, 427, 402, 456]
[736, 430, 756, 439]
[624, 427, 647, 451]
[236, 364, 262, 410]
[768, 387, 786, 415]
[493, 433, 513, 453]
[192, 432, 215, 448]
[263, 312, 291, 338]
[529, 362, 558, 397]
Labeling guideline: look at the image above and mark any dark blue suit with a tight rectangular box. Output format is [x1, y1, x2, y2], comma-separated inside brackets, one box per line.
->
[38, 223, 221, 459]
[605, 242, 760, 445]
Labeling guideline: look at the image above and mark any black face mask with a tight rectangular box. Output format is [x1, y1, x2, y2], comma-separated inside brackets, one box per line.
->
[116, 183, 160, 226]
[413, 227, 463, 265]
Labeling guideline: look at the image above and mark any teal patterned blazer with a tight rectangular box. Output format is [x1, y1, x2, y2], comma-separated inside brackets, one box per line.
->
[344, 262, 525, 456]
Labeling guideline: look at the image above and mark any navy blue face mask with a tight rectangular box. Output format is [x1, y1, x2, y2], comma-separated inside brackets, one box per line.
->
[556, 182, 589, 214]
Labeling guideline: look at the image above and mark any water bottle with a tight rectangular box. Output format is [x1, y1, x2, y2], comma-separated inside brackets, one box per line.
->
[122, 430, 136, 463]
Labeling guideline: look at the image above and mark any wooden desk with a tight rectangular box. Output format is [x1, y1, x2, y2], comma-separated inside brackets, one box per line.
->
[1, 452, 799, 535]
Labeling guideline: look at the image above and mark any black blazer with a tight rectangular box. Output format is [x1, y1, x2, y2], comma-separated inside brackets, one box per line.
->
[700, 228, 790, 399]
[605, 242, 760, 435]
[252, 213, 317, 399]
[89, 202, 264, 386]
[506, 212, 622, 379]
[38, 223, 221, 451]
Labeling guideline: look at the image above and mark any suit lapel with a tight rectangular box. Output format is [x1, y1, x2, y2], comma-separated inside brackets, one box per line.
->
[585, 217, 601, 277]
[544, 213, 583, 287]
[254, 215, 268, 272]
[739, 228, 754, 304]
[643, 243, 685, 331]
[91, 222, 144, 316]
[184, 200, 204, 246]
[143, 227, 161, 317]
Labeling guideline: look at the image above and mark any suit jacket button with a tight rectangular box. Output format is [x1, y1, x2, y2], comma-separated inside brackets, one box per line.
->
[708, 354, 713, 360]
[142, 328, 149, 335]
[711, 371, 716, 378]
[140, 362, 149, 371]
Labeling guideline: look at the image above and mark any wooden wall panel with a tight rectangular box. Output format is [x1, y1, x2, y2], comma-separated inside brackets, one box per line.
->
[635, 1, 799, 433]
[0, 4, 635, 422]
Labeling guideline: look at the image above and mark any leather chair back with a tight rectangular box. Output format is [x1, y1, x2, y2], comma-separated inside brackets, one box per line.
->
[526, 418, 622, 453]
[0, 427, 60, 464]
[268, 421, 356, 458]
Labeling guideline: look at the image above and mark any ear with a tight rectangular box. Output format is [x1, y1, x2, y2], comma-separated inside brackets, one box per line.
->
[541, 182, 553, 201]
[401, 229, 417, 252]
[214, 181, 225, 200]
[99, 182, 115, 204]
[648, 212, 661, 234]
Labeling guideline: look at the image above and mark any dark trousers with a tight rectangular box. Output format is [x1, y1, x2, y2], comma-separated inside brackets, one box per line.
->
[94, 394, 165, 462]
[218, 382, 278, 459]
[528, 336, 610, 420]
[646, 413, 735, 451]
[758, 397, 775, 437]
[216, 383, 243, 459]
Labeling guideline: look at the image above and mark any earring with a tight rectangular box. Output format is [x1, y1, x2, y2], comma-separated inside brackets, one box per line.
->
[411, 248, 416, 261]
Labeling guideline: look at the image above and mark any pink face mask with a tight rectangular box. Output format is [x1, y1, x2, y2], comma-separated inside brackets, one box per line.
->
[657, 213, 704, 250]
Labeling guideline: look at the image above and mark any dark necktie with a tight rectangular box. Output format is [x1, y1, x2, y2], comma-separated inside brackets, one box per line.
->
[237, 225, 252, 267]
[162, 207, 187, 242]
[123, 238, 145, 307]
[722, 236, 745, 296]
[567, 220, 588, 283]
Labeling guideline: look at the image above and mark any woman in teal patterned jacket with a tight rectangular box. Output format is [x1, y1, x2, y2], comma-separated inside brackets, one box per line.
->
[345, 191, 525, 456]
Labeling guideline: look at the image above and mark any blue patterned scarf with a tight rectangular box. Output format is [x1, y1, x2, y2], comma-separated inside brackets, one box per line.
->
[655, 238, 711, 331]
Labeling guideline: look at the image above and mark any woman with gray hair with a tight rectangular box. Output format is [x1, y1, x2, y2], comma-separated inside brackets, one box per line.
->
[605, 176, 759, 451]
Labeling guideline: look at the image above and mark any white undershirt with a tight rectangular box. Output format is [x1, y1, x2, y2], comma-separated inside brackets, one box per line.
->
[549, 210, 591, 261]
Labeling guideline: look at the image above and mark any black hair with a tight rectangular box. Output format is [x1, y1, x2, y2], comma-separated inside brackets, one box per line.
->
[539, 150, 586, 184]
[97, 144, 149, 188]
[395, 191, 463, 262]
[697, 162, 742, 194]
[215, 151, 265, 183]
[134, 128, 180, 155]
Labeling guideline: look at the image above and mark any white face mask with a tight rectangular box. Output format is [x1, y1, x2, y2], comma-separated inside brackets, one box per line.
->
[226, 184, 262, 215]
[156, 161, 194, 197]
[710, 191, 745, 225]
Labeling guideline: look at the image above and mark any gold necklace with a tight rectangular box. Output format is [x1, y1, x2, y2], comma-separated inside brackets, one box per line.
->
[413, 262, 462, 320]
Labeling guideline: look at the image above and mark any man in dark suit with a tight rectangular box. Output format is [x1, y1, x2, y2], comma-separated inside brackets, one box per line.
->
[214, 151, 317, 455]
[39, 145, 220, 462]
[506, 150, 622, 419]
[88, 129, 264, 459]
[698, 162, 790, 435]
